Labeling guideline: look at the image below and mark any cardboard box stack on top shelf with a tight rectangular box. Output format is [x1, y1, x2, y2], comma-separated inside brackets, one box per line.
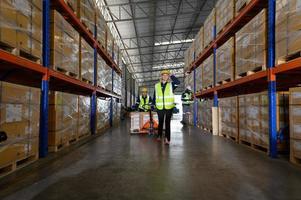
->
[276, 0, 301, 65]
[235, 9, 267, 79]
[289, 88, 301, 165]
[194, 28, 204, 59]
[80, 0, 96, 34]
[51, 10, 80, 78]
[216, 37, 235, 84]
[204, 8, 216, 48]
[216, 0, 235, 35]
[80, 38, 94, 84]
[48, 92, 79, 152]
[202, 54, 214, 89]
[0, 0, 42, 62]
[219, 97, 239, 141]
[0, 82, 40, 177]
[96, 7, 107, 48]
[238, 92, 289, 152]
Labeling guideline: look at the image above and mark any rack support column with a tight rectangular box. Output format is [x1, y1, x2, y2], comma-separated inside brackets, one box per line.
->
[110, 58, 114, 127]
[91, 23, 97, 135]
[193, 68, 198, 127]
[40, 0, 50, 158]
[212, 25, 219, 136]
[268, 0, 277, 158]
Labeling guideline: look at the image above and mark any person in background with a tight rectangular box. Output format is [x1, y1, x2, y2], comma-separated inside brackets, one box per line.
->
[181, 86, 194, 124]
[153, 70, 180, 145]
[136, 87, 152, 112]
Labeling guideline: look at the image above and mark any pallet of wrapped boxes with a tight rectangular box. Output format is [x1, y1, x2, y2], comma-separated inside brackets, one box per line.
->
[96, 7, 107, 49]
[204, 8, 216, 48]
[289, 88, 301, 165]
[97, 98, 110, 134]
[198, 99, 213, 133]
[236, 9, 267, 79]
[202, 54, 214, 89]
[194, 27, 204, 59]
[216, 0, 235, 35]
[276, 0, 301, 65]
[79, 0, 96, 34]
[51, 10, 79, 79]
[239, 92, 289, 154]
[216, 37, 235, 85]
[195, 65, 202, 92]
[80, 38, 94, 84]
[78, 95, 91, 139]
[0, 0, 42, 63]
[219, 96, 239, 142]
[0, 82, 40, 177]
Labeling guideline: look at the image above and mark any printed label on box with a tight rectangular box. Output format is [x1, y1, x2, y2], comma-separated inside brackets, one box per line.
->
[6, 104, 22, 122]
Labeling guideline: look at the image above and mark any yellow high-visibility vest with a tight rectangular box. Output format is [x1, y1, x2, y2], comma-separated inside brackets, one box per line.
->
[155, 82, 175, 110]
[139, 96, 150, 110]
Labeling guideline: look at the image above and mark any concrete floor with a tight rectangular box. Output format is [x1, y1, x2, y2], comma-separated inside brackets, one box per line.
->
[1, 119, 301, 200]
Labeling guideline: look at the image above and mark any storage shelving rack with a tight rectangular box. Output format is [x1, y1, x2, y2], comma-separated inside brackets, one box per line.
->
[186, 0, 301, 158]
[0, 0, 122, 158]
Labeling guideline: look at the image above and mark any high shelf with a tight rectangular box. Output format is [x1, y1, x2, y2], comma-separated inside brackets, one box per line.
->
[188, 0, 301, 158]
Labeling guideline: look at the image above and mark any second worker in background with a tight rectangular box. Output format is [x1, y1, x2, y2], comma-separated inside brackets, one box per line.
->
[153, 70, 180, 145]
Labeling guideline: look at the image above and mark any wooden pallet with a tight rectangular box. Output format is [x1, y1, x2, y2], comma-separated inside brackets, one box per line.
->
[0, 41, 41, 63]
[0, 153, 38, 178]
[221, 133, 238, 142]
[217, 19, 235, 35]
[290, 156, 301, 166]
[277, 51, 301, 65]
[202, 85, 212, 91]
[55, 67, 78, 79]
[81, 78, 93, 85]
[236, 66, 266, 80]
[78, 133, 91, 140]
[216, 78, 233, 86]
[239, 139, 269, 154]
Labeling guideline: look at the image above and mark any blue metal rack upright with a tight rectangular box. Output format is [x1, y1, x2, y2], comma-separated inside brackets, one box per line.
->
[91, 23, 98, 135]
[39, 0, 51, 158]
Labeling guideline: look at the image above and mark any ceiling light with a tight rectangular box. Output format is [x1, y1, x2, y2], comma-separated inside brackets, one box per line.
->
[154, 39, 194, 46]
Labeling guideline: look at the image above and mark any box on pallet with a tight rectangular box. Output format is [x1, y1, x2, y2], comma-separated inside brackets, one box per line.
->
[107, 29, 114, 57]
[236, 9, 267, 78]
[0, 0, 42, 61]
[235, 0, 252, 15]
[80, 38, 94, 84]
[276, 0, 301, 64]
[219, 97, 239, 141]
[239, 92, 289, 151]
[78, 95, 91, 137]
[198, 99, 213, 131]
[204, 8, 216, 48]
[195, 65, 202, 92]
[194, 28, 204, 58]
[97, 55, 106, 88]
[80, 0, 96, 34]
[49, 92, 79, 149]
[51, 10, 79, 77]
[216, 0, 235, 34]
[105, 64, 112, 91]
[96, 8, 106, 48]
[97, 98, 110, 132]
[184, 49, 190, 71]
[0, 82, 40, 174]
[216, 37, 235, 84]
[130, 112, 140, 132]
[202, 54, 214, 89]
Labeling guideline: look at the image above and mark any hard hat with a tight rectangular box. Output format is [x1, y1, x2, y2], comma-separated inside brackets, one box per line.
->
[141, 87, 148, 92]
[186, 86, 192, 91]
[161, 69, 171, 75]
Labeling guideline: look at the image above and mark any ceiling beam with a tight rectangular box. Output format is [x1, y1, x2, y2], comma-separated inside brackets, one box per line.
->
[134, 66, 184, 74]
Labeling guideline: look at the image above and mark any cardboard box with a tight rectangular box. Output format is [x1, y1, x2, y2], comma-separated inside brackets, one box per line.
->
[130, 112, 140, 131]
[78, 96, 90, 137]
[202, 54, 214, 88]
[194, 28, 204, 58]
[80, 0, 96, 33]
[204, 8, 216, 48]
[216, 0, 235, 34]
[80, 38, 94, 83]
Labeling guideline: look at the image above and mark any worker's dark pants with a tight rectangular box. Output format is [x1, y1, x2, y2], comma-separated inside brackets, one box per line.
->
[157, 109, 173, 141]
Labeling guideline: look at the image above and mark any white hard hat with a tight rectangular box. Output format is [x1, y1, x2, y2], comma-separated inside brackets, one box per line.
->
[186, 86, 192, 90]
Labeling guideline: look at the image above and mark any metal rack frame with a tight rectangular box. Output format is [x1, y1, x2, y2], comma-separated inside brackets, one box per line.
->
[189, 0, 301, 158]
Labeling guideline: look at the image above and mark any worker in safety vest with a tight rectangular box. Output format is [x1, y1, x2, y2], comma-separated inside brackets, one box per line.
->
[181, 86, 194, 124]
[136, 87, 152, 112]
[153, 70, 180, 145]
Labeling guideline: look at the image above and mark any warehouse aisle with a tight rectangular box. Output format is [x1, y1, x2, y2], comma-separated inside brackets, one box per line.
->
[1, 119, 301, 200]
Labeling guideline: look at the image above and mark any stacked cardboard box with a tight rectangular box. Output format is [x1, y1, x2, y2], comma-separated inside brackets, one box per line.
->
[202, 54, 214, 88]
[236, 10, 267, 77]
[216, 0, 235, 34]
[130, 112, 140, 132]
[105, 64, 112, 91]
[276, 0, 301, 64]
[0, 82, 40, 175]
[80, 38, 94, 83]
[195, 65, 202, 92]
[113, 71, 122, 95]
[49, 92, 79, 150]
[219, 97, 239, 141]
[204, 8, 216, 48]
[97, 55, 106, 88]
[78, 95, 91, 137]
[0, 0, 42, 59]
[235, 0, 252, 15]
[198, 99, 213, 131]
[51, 10, 79, 77]
[97, 98, 110, 132]
[184, 49, 190, 71]
[107, 29, 114, 57]
[80, 0, 96, 34]
[194, 28, 204, 58]
[239, 92, 289, 151]
[216, 37, 235, 84]
[188, 43, 195, 67]
[289, 88, 301, 164]
[96, 8, 107, 48]
[113, 44, 120, 65]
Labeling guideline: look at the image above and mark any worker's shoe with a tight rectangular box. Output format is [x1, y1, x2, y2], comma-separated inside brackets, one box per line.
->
[164, 138, 170, 145]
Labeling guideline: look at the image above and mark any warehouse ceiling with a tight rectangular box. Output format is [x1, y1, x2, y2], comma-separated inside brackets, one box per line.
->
[102, 0, 216, 90]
